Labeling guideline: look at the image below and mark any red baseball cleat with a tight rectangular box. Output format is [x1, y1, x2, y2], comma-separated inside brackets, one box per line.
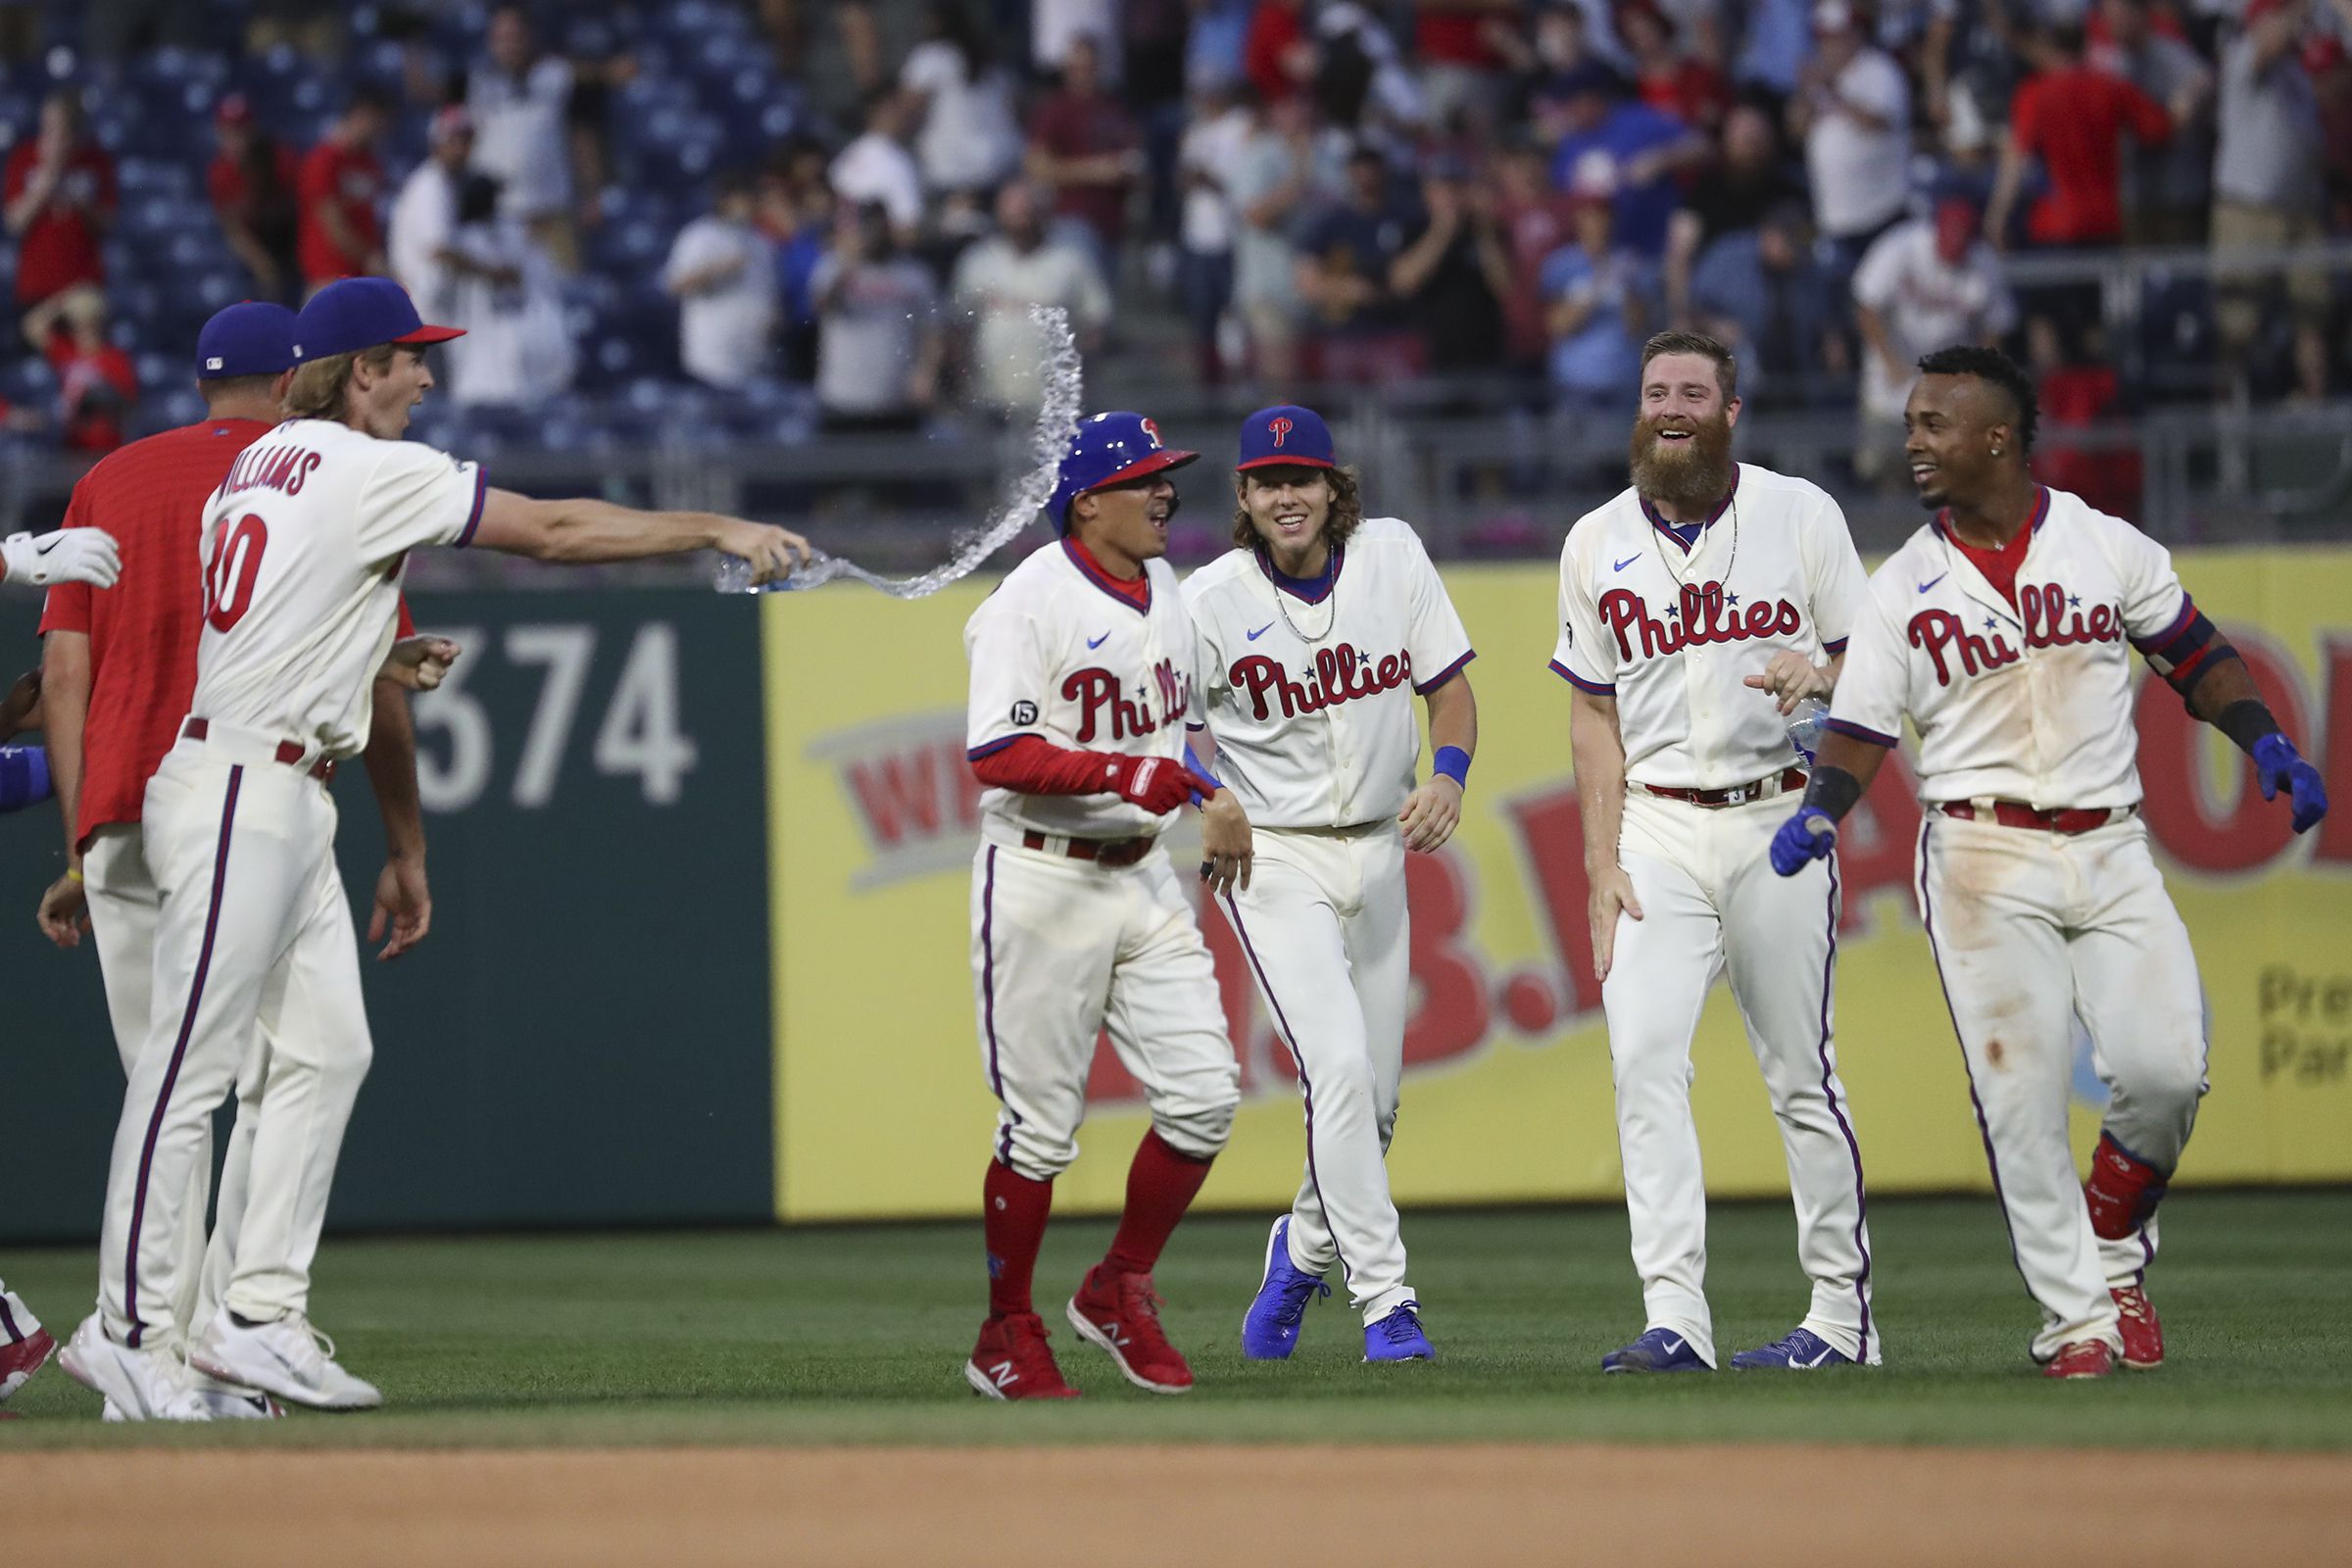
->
[0, 1327, 55, 1403]
[964, 1311, 1080, 1401]
[2083, 1133, 2168, 1241]
[2112, 1284, 2164, 1370]
[2043, 1341, 2118, 1380]
[1067, 1265, 1194, 1395]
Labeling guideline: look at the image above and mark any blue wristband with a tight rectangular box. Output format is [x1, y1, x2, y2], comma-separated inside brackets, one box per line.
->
[0, 744, 51, 813]
[1433, 745, 1471, 790]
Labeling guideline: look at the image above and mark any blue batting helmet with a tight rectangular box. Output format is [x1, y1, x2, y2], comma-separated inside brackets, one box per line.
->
[1047, 411, 1200, 531]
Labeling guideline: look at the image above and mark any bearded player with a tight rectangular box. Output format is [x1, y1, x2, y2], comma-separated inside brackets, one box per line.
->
[1771, 346, 2328, 1378]
[961, 412, 1246, 1399]
[1556, 331, 1879, 1374]
[1186, 405, 1475, 1364]
[60, 277, 807, 1420]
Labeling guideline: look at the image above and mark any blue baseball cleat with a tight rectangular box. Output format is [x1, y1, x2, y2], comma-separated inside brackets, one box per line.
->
[1364, 1301, 1435, 1362]
[1730, 1328, 1853, 1371]
[1600, 1327, 1713, 1373]
[1241, 1216, 1330, 1360]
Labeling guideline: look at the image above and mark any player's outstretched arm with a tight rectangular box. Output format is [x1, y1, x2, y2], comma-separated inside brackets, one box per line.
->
[0, 527, 120, 590]
[1400, 674, 1477, 855]
[2180, 651, 2329, 833]
[467, 489, 811, 584]
[1569, 687, 1642, 982]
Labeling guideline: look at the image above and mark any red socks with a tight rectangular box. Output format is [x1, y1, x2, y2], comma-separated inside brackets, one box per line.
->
[1102, 1129, 1215, 1279]
[984, 1158, 1054, 1320]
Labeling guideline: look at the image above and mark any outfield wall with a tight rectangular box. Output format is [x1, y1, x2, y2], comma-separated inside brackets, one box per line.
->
[2, 552, 2347, 1242]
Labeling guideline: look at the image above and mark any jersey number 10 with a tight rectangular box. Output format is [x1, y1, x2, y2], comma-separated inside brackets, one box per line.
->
[204, 514, 269, 633]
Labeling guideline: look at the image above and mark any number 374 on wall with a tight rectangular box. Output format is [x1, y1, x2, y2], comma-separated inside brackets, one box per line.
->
[411, 622, 699, 812]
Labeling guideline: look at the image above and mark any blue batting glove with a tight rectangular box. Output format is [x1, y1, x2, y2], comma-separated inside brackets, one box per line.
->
[2252, 733, 2329, 834]
[1769, 807, 1838, 876]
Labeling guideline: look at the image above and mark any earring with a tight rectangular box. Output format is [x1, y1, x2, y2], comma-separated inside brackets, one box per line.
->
[1990, 448, 2004, 458]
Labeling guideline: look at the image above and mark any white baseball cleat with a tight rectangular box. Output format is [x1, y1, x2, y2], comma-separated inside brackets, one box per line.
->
[188, 1308, 381, 1410]
[58, 1314, 212, 1421]
[192, 1369, 286, 1419]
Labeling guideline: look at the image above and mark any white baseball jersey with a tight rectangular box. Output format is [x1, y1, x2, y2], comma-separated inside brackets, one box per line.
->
[1183, 518, 1474, 829]
[191, 418, 486, 759]
[1553, 465, 1868, 789]
[1827, 485, 2190, 810]
[964, 539, 1200, 840]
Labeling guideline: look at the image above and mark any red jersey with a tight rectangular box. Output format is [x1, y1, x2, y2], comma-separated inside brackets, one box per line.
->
[3, 140, 116, 304]
[296, 138, 384, 284]
[2010, 67, 2170, 245]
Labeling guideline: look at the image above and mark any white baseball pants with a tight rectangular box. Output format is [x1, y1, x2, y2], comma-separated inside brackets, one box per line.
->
[1221, 822, 1415, 1326]
[1915, 811, 2205, 1363]
[95, 736, 374, 1348]
[969, 829, 1240, 1182]
[1603, 789, 1879, 1367]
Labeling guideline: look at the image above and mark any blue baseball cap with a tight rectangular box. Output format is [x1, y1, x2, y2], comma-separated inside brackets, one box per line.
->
[1047, 411, 1200, 531]
[291, 276, 465, 364]
[195, 301, 297, 379]
[1236, 405, 1335, 471]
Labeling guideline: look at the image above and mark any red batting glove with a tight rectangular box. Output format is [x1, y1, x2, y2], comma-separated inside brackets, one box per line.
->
[1102, 755, 1213, 814]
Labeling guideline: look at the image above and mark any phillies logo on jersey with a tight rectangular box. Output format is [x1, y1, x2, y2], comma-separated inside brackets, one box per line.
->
[1228, 643, 1413, 720]
[1910, 581, 2125, 686]
[1063, 658, 1192, 742]
[1597, 581, 1803, 662]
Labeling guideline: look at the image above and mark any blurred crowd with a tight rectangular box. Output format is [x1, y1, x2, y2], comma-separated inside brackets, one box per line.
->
[0, 0, 2346, 472]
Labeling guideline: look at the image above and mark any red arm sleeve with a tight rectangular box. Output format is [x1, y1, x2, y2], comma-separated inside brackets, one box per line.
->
[969, 734, 1122, 796]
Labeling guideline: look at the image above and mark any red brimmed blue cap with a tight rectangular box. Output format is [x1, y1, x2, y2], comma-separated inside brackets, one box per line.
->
[196, 301, 296, 379]
[292, 276, 465, 363]
[1237, 404, 1335, 470]
[1047, 411, 1199, 531]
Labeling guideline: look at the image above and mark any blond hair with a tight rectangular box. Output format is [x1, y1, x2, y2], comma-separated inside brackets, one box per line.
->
[280, 344, 397, 422]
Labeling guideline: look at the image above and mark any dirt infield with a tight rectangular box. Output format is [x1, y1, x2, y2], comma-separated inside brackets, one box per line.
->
[15, 1443, 2349, 1566]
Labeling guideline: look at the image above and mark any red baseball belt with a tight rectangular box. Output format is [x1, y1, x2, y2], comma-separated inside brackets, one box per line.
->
[1936, 800, 2133, 835]
[1021, 829, 1154, 867]
[182, 717, 337, 783]
[1639, 768, 1808, 808]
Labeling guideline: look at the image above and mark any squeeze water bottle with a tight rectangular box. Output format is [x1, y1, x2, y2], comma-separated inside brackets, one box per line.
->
[1787, 697, 1830, 765]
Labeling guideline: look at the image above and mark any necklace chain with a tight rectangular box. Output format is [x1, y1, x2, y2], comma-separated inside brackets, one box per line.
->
[1650, 488, 1739, 593]
[1264, 547, 1341, 644]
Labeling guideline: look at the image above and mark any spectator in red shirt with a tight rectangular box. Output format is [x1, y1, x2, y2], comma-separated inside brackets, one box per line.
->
[1986, 24, 2172, 250]
[1243, 0, 1313, 106]
[1415, 0, 1522, 130]
[3, 89, 117, 318]
[1618, 0, 1733, 133]
[207, 94, 302, 304]
[296, 87, 392, 295]
[1025, 34, 1143, 270]
[23, 285, 137, 455]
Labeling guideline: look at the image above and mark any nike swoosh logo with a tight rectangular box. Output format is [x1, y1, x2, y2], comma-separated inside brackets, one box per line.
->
[1087, 631, 1109, 650]
[35, 537, 60, 556]
[1247, 622, 1275, 641]
[1661, 1336, 1686, 1355]
[1917, 573, 1946, 593]
[1613, 555, 1640, 572]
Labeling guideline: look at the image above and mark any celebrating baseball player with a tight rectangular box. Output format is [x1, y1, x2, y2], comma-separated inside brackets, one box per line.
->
[1556, 331, 1879, 1374]
[1186, 405, 1476, 1364]
[960, 411, 1243, 1400]
[60, 276, 808, 1421]
[37, 303, 452, 1419]
[1770, 345, 2328, 1378]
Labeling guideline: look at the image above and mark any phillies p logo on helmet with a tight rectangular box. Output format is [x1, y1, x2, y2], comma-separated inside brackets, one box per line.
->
[1141, 417, 1163, 449]
[1267, 416, 1294, 449]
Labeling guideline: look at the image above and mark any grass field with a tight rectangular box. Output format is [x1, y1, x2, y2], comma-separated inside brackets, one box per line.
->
[5, 1189, 2348, 1450]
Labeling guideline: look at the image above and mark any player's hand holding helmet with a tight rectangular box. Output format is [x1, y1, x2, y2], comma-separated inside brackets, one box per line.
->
[2251, 734, 2329, 834]
[1769, 806, 1838, 877]
[1103, 754, 1215, 816]
[712, 517, 813, 587]
[2, 526, 121, 589]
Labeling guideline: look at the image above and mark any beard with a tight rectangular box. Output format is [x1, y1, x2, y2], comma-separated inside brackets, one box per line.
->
[1629, 411, 1737, 514]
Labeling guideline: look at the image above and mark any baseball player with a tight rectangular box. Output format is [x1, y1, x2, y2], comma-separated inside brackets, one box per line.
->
[1770, 345, 2328, 1378]
[961, 411, 1244, 1400]
[35, 302, 453, 1419]
[58, 276, 807, 1420]
[0, 521, 119, 1408]
[1187, 405, 1475, 1364]
[1557, 331, 1879, 1374]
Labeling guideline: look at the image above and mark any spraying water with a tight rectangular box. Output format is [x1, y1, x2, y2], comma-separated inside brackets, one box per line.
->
[714, 305, 1083, 597]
